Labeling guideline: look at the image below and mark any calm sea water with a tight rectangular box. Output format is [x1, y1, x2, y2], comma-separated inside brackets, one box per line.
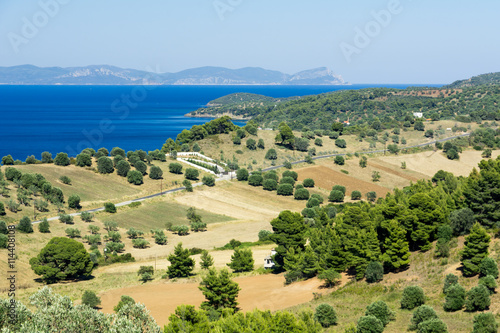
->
[0, 84, 439, 160]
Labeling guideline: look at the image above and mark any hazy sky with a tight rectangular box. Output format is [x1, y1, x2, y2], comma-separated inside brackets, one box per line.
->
[0, 0, 499, 84]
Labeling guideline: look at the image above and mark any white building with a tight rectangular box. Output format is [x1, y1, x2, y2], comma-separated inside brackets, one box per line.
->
[413, 112, 423, 118]
[264, 249, 277, 269]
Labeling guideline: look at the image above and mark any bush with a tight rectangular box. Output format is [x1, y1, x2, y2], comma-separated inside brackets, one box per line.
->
[334, 156, 345, 165]
[227, 248, 254, 272]
[277, 184, 293, 196]
[417, 318, 448, 333]
[365, 301, 394, 327]
[76, 153, 92, 167]
[314, 303, 337, 328]
[302, 207, 317, 218]
[356, 315, 383, 333]
[263, 179, 278, 191]
[127, 170, 143, 185]
[472, 313, 498, 333]
[365, 261, 384, 283]
[81, 212, 93, 222]
[366, 191, 377, 202]
[443, 284, 465, 311]
[335, 139, 346, 148]
[246, 138, 256, 150]
[306, 198, 320, 208]
[68, 194, 81, 209]
[65, 228, 81, 238]
[104, 202, 117, 213]
[282, 170, 298, 181]
[401, 286, 425, 310]
[185, 168, 199, 180]
[479, 257, 499, 278]
[303, 178, 315, 187]
[328, 190, 344, 203]
[59, 175, 72, 185]
[169, 163, 183, 174]
[115, 160, 131, 177]
[280, 176, 296, 187]
[465, 285, 491, 312]
[81, 290, 101, 309]
[149, 166, 163, 179]
[409, 305, 438, 330]
[284, 161, 292, 169]
[97, 157, 114, 174]
[318, 269, 341, 287]
[236, 168, 249, 181]
[248, 174, 263, 186]
[38, 218, 50, 233]
[0, 234, 7, 249]
[294, 188, 310, 200]
[265, 149, 278, 160]
[479, 275, 497, 294]
[314, 138, 323, 146]
[59, 214, 74, 224]
[132, 239, 150, 249]
[434, 238, 450, 258]
[443, 274, 458, 294]
[258, 230, 272, 242]
[54, 152, 70, 166]
[437, 225, 453, 242]
[202, 175, 215, 187]
[0, 203, 4, 216]
[18, 216, 33, 233]
[351, 190, 362, 200]
[182, 180, 193, 192]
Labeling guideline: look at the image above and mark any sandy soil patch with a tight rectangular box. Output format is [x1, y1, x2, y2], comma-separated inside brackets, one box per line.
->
[379, 150, 500, 178]
[99, 274, 323, 326]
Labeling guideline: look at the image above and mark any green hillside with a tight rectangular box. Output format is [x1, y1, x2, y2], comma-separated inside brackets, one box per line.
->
[446, 72, 500, 89]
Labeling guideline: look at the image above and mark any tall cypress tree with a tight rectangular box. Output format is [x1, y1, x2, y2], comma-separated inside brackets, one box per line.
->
[461, 223, 490, 276]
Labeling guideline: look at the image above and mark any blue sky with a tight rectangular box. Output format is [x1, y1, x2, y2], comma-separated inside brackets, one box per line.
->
[0, 0, 499, 84]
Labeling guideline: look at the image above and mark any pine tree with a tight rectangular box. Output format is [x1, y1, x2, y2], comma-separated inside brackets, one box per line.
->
[18, 216, 33, 233]
[381, 220, 410, 272]
[461, 222, 490, 276]
[269, 211, 306, 271]
[167, 243, 195, 278]
[200, 250, 214, 270]
[298, 246, 319, 279]
[227, 248, 254, 273]
[199, 268, 240, 311]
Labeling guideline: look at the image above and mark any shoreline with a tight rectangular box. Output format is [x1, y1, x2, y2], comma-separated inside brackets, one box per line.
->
[184, 112, 250, 121]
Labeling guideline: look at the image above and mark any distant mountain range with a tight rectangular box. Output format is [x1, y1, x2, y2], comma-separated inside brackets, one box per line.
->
[0, 65, 346, 85]
[445, 72, 500, 89]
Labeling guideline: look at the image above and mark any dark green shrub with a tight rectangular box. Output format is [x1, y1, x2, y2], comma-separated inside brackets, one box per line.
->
[307, 198, 320, 208]
[265, 149, 277, 160]
[97, 157, 114, 174]
[282, 170, 298, 181]
[17, 216, 33, 233]
[185, 168, 199, 180]
[76, 153, 92, 167]
[449, 208, 474, 236]
[134, 160, 147, 175]
[0, 234, 7, 249]
[277, 184, 293, 196]
[59, 175, 72, 185]
[81, 290, 101, 308]
[351, 190, 362, 200]
[280, 176, 295, 187]
[401, 286, 425, 310]
[248, 174, 263, 186]
[202, 175, 215, 187]
[417, 318, 448, 333]
[365, 261, 384, 283]
[443, 284, 465, 311]
[334, 156, 345, 165]
[335, 139, 346, 148]
[356, 315, 383, 333]
[328, 190, 344, 203]
[478, 275, 497, 294]
[258, 230, 272, 242]
[365, 300, 394, 327]
[104, 202, 117, 213]
[472, 313, 498, 333]
[294, 188, 310, 200]
[303, 178, 315, 187]
[59, 214, 74, 224]
[236, 168, 249, 181]
[479, 257, 499, 278]
[116, 160, 131, 177]
[263, 179, 278, 191]
[332, 185, 346, 194]
[68, 195, 81, 209]
[465, 285, 491, 312]
[314, 303, 337, 328]
[409, 305, 438, 330]
[435, 238, 450, 258]
[169, 163, 183, 174]
[366, 191, 377, 202]
[127, 170, 143, 185]
[182, 180, 193, 192]
[54, 152, 70, 166]
[443, 274, 458, 294]
[149, 166, 163, 179]
[437, 225, 453, 242]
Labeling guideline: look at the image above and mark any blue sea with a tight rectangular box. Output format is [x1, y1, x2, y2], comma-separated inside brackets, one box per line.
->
[0, 84, 439, 161]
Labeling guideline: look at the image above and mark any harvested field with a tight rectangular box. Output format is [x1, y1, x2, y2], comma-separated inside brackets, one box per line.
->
[296, 165, 391, 197]
[379, 150, 500, 177]
[99, 274, 323, 326]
